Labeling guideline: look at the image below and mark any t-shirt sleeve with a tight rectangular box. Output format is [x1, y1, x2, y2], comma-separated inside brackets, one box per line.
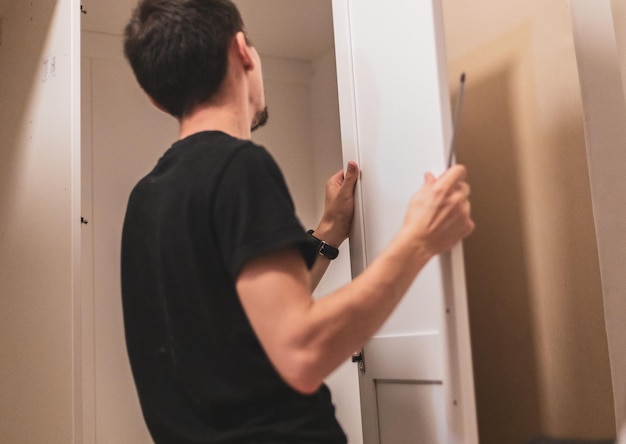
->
[212, 144, 317, 279]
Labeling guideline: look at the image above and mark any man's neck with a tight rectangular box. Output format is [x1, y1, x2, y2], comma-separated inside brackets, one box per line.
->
[178, 102, 252, 141]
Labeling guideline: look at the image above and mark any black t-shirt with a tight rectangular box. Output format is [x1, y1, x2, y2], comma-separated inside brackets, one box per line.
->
[121, 131, 347, 443]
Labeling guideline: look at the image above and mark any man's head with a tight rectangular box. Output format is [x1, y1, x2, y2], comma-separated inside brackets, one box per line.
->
[124, 0, 262, 122]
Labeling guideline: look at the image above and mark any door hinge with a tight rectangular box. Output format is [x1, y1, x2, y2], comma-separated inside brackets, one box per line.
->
[351, 349, 365, 374]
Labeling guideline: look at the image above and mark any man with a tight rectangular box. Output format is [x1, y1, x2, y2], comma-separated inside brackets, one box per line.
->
[121, 0, 474, 443]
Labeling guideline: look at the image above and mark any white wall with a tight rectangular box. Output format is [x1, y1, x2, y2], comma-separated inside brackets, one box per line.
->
[0, 0, 80, 442]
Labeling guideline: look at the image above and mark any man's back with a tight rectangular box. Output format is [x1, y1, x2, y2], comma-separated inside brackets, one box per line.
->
[121, 131, 346, 443]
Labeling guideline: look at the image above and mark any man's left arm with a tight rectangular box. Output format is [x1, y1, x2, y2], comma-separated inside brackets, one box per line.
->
[309, 161, 359, 290]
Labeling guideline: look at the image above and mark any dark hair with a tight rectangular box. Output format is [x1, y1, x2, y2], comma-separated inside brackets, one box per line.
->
[124, 0, 246, 118]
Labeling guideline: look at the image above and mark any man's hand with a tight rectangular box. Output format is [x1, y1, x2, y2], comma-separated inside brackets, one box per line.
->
[402, 165, 474, 255]
[315, 161, 359, 247]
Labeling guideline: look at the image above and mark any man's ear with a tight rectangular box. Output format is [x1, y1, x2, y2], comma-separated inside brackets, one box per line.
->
[234, 31, 255, 71]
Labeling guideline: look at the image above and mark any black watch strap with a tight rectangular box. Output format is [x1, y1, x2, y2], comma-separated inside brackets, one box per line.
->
[306, 230, 339, 260]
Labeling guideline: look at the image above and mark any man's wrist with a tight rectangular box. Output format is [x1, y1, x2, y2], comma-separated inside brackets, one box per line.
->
[313, 219, 347, 247]
[307, 230, 340, 260]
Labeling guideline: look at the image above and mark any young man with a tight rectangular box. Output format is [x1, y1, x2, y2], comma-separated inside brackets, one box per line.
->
[121, 1, 474, 443]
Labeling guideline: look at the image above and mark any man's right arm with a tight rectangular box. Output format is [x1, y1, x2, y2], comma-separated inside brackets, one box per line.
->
[236, 165, 474, 394]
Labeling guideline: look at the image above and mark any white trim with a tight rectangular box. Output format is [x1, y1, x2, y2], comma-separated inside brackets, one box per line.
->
[70, 1, 83, 442]
[332, 0, 367, 278]
[570, 0, 626, 431]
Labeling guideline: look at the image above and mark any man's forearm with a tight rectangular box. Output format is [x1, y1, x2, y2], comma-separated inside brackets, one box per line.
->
[307, 224, 345, 291]
[310, 255, 331, 291]
[237, 231, 433, 395]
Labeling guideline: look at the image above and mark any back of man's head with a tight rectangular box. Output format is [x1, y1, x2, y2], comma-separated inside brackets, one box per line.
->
[124, 0, 246, 119]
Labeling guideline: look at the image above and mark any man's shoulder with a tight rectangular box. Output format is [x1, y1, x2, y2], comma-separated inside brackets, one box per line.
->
[174, 130, 251, 155]
[170, 130, 274, 167]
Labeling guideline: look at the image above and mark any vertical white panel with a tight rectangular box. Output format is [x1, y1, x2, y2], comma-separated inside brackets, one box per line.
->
[338, 0, 451, 336]
[0, 0, 80, 442]
[333, 0, 477, 442]
[377, 383, 446, 444]
[570, 0, 626, 431]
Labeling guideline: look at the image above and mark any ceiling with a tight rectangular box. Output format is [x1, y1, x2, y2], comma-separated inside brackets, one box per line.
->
[80, 0, 335, 62]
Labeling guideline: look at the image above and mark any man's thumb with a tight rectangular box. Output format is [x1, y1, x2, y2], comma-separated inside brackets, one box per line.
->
[424, 172, 436, 185]
[344, 161, 359, 185]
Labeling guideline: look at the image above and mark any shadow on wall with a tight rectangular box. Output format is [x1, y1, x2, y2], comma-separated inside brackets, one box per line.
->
[451, 17, 615, 439]
[455, 64, 542, 444]
[0, 0, 59, 233]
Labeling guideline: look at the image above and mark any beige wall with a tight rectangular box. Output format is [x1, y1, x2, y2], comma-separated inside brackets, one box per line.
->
[0, 1, 80, 442]
[611, 0, 626, 424]
[443, 0, 615, 442]
[81, 31, 177, 443]
[610, 0, 626, 424]
[251, 56, 318, 228]
[614, 0, 626, 98]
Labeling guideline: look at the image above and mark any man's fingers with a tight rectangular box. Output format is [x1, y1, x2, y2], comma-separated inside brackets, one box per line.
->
[456, 180, 471, 198]
[341, 161, 359, 190]
[437, 164, 467, 189]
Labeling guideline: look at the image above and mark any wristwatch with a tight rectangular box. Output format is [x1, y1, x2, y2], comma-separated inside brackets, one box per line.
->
[307, 230, 339, 260]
